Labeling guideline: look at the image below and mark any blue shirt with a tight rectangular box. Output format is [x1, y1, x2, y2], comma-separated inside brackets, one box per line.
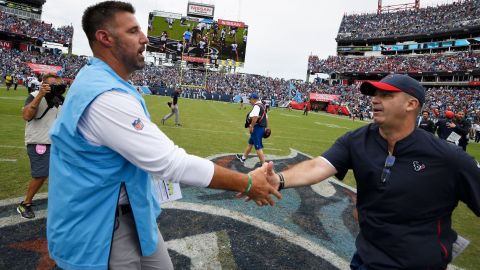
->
[183, 31, 192, 41]
[48, 57, 160, 270]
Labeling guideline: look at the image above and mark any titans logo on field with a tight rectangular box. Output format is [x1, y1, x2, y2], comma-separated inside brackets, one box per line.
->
[0, 149, 359, 269]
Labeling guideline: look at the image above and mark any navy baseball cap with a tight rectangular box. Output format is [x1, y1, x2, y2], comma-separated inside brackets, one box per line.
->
[360, 74, 425, 105]
[249, 93, 259, 99]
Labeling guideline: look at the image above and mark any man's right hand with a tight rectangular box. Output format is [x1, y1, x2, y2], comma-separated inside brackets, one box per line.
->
[244, 162, 282, 206]
[38, 83, 51, 97]
[265, 161, 280, 191]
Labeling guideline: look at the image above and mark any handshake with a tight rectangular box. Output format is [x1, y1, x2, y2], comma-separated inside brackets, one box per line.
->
[234, 162, 283, 207]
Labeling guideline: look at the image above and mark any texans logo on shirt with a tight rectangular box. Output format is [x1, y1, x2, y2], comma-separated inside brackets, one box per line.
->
[132, 118, 144, 130]
[412, 161, 426, 172]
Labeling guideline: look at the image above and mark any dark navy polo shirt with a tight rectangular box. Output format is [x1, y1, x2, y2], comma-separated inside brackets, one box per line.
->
[322, 123, 480, 270]
[172, 91, 179, 105]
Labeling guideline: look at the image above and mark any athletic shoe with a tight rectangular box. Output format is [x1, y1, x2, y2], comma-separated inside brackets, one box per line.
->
[175, 123, 182, 127]
[235, 154, 246, 163]
[17, 202, 35, 219]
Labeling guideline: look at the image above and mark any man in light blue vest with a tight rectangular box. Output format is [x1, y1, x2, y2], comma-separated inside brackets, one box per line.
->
[47, 2, 281, 269]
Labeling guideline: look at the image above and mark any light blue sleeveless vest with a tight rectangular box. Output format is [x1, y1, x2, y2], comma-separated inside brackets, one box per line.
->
[47, 57, 161, 270]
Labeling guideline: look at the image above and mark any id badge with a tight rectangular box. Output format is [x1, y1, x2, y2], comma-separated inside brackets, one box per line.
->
[35, 144, 47, 155]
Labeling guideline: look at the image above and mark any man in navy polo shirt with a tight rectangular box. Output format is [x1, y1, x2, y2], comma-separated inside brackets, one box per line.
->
[264, 74, 480, 269]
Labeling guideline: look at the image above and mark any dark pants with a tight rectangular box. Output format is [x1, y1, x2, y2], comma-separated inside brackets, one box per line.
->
[350, 252, 369, 270]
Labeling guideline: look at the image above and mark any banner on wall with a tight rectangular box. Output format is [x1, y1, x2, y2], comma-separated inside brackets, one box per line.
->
[26, 63, 62, 74]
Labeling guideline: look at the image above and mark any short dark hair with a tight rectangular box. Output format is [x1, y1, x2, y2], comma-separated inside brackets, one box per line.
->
[82, 1, 135, 45]
[422, 110, 429, 115]
[42, 73, 61, 82]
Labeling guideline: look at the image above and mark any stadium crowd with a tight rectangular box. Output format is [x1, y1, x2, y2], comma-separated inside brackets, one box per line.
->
[3, 45, 480, 123]
[337, 0, 480, 40]
[0, 4, 478, 125]
[312, 82, 480, 122]
[0, 48, 87, 82]
[131, 66, 320, 101]
[0, 10, 73, 44]
[308, 52, 480, 74]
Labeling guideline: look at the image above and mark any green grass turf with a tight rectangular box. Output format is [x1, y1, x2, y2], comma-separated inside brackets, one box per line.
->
[148, 17, 186, 40]
[0, 86, 478, 268]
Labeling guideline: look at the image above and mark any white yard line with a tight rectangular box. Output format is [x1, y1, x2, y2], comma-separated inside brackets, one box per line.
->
[0, 159, 17, 162]
[0, 96, 26, 100]
[279, 113, 301, 118]
[0, 145, 24, 149]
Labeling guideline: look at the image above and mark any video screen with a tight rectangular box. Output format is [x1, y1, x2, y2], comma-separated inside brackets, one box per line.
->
[147, 13, 248, 63]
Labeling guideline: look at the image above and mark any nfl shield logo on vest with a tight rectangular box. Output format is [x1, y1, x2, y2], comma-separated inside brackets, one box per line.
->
[132, 118, 144, 130]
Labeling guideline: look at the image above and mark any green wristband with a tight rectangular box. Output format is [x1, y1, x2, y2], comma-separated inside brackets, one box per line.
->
[245, 173, 253, 193]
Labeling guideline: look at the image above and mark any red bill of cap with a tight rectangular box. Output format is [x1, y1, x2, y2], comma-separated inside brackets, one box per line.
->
[360, 81, 402, 96]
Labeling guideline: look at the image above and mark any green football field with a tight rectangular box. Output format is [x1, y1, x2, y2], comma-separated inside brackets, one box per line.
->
[0, 86, 479, 268]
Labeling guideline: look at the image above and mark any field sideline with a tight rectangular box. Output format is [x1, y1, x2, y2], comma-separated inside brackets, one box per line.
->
[0, 86, 479, 268]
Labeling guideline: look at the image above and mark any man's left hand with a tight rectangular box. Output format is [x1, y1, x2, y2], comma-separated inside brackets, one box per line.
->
[236, 163, 282, 206]
[236, 162, 282, 206]
[448, 122, 456, 128]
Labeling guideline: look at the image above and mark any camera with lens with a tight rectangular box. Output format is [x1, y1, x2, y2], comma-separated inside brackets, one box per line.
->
[45, 84, 66, 108]
[244, 113, 251, 128]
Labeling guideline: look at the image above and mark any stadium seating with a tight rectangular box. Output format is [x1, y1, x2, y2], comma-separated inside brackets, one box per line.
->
[0, 10, 73, 44]
[1, 6, 479, 121]
[337, 0, 480, 41]
[308, 52, 479, 74]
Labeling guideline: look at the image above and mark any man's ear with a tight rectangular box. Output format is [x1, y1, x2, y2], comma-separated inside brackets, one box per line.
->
[406, 97, 420, 113]
[95, 30, 114, 48]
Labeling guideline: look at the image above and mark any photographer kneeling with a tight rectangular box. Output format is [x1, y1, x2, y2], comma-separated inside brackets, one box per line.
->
[17, 74, 65, 219]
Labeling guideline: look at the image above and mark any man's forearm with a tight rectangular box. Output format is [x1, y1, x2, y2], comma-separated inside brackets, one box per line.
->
[22, 95, 43, 120]
[209, 163, 282, 206]
[282, 157, 337, 188]
[249, 116, 258, 126]
[208, 164, 248, 193]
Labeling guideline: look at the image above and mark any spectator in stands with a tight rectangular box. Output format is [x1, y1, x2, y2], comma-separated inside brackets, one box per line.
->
[261, 74, 480, 270]
[46, 2, 280, 270]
